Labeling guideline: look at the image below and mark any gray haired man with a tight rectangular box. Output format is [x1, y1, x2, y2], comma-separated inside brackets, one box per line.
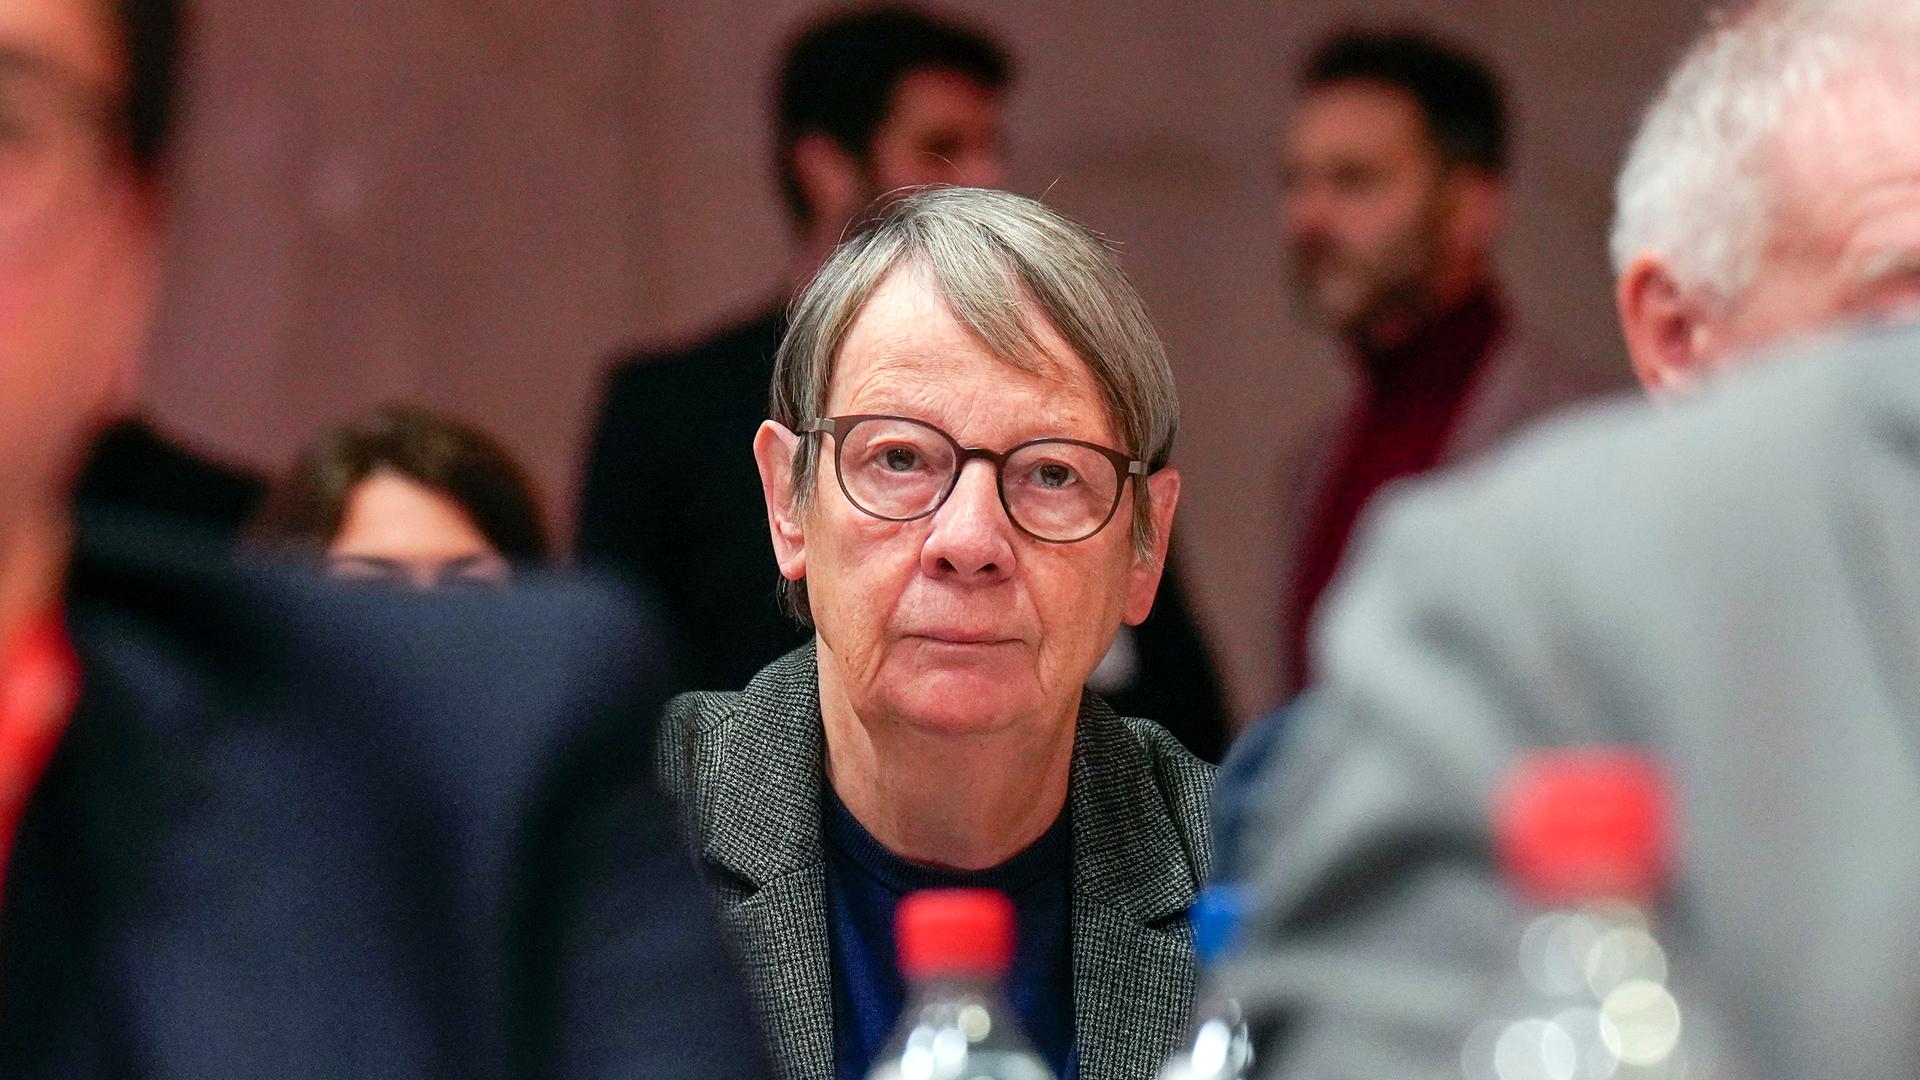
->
[1611, 0, 1920, 394]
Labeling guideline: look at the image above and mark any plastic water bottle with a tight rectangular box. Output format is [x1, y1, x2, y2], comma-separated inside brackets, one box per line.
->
[1462, 748, 1724, 1080]
[1156, 885, 1255, 1080]
[866, 889, 1056, 1080]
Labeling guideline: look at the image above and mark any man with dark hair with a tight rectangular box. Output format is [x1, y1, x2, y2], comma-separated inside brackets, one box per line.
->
[579, 6, 1011, 699]
[0, 1, 767, 1075]
[774, 6, 1010, 238]
[579, 5, 1232, 761]
[1273, 26, 1620, 699]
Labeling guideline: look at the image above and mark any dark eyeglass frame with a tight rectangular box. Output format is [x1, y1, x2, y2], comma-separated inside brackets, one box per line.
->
[801, 413, 1149, 545]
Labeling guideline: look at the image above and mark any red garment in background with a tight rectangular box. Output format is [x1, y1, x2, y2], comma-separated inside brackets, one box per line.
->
[0, 613, 78, 903]
[1283, 289, 1508, 695]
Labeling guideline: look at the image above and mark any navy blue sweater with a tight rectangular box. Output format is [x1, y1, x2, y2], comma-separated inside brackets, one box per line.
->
[822, 789, 1075, 1080]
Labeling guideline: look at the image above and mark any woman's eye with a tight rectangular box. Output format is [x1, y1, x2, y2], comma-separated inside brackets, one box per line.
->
[879, 446, 921, 471]
[1032, 462, 1076, 489]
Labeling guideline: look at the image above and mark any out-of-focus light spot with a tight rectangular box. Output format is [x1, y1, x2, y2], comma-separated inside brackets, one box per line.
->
[1550, 1006, 1620, 1080]
[1586, 926, 1668, 997]
[1599, 979, 1682, 1067]
[958, 1004, 991, 1041]
[1522, 912, 1602, 996]
[931, 1028, 968, 1073]
[900, 1043, 933, 1080]
[1493, 1017, 1579, 1080]
[1191, 1018, 1232, 1075]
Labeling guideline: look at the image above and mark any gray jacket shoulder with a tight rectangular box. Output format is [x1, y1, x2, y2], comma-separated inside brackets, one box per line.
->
[1114, 712, 1216, 867]
[1074, 706, 1217, 898]
[656, 688, 737, 806]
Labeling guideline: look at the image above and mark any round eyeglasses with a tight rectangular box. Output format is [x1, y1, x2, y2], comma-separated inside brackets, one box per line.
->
[801, 414, 1147, 544]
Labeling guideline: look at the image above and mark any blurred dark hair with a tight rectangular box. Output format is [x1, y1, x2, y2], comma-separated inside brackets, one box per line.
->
[1301, 26, 1508, 175]
[776, 5, 1010, 226]
[253, 406, 549, 564]
[111, 0, 184, 180]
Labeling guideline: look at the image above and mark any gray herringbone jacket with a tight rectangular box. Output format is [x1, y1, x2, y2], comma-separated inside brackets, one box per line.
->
[657, 643, 1215, 1080]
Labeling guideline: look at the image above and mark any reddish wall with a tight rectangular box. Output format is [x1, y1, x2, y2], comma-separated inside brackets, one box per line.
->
[144, 0, 1711, 717]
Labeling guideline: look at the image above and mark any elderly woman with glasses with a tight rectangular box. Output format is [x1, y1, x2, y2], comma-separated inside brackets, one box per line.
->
[657, 187, 1212, 1080]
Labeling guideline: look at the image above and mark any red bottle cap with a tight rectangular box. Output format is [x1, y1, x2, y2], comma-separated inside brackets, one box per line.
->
[1494, 748, 1672, 906]
[897, 889, 1015, 979]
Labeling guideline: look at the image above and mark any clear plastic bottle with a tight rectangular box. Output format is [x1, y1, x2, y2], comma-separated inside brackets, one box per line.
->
[865, 889, 1056, 1080]
[1462, 748, 1725, 1080]
[1156, 885, 1255, 1080]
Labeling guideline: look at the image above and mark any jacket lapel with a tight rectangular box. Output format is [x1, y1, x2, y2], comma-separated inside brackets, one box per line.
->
[1069, 698, 1207, 1080]
[690, 653, 1210, 1080]
[694, 646, 837, 1080]
[728, 869, 835, 1080]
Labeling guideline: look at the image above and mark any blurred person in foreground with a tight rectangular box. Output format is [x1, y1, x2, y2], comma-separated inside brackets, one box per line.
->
[1222, 1, 1920, 1075]
[254, 405, 548, 589]
[657, 187, 1214, 1080]
[1274, 27, 1622, 702]
[0, 0, 766, 1075]
[578, 5, 1231, 759]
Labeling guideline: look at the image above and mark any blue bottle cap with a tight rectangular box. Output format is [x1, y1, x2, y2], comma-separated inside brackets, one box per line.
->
[1191, 885, 1249, 967]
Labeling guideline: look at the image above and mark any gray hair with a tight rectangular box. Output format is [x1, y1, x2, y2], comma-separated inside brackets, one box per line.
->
[1609, 0, 1920, 299]
[770, 186, 1180, 624]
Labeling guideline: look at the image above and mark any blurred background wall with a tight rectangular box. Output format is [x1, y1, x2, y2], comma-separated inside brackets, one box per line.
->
[145, 0, 1709, 719]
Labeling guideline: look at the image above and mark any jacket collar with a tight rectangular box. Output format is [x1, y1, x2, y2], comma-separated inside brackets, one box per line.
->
[700, 643, 1207, 1080]
[697, 644, 828, 889]
[1068, 691, 1205, 923]
[701, 643, 1206, 910]
[1067, 693, 1208, 1080]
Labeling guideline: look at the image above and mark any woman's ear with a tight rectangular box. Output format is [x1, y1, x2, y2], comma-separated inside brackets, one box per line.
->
[754, 421, 809, 581]
[1122, 467, 1181, 626]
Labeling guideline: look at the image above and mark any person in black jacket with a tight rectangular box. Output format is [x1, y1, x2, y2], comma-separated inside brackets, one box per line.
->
[578, 8, 1011, 696]
[578, 6, 1232, 758]
[0, 1, 769, 1076]
[75, 417, 267, 539]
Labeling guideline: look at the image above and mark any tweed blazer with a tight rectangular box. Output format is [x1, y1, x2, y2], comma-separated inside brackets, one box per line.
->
[657, 643, 1216, 1080]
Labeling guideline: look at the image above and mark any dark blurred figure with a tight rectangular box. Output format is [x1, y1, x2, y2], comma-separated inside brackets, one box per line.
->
[255, 405, 548, 589]
[579, 4, 1230, 758]
[76, 417, 265, 538]
[1275, 27, 1620, 699]
[0, 1, 768, 1077]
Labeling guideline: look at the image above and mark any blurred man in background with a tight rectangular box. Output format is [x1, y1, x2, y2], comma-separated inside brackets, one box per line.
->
[580, 4, 1232, 759]
[1274, 27, 1620, 700]
[0, 0, 765, 1075]
[580, 6, 1009, 694]
[1226, 0, 1920, 1075]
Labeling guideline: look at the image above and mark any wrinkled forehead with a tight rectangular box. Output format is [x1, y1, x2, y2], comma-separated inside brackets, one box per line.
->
[0, 0, 122, 91]
[824, 261, 1115, 433]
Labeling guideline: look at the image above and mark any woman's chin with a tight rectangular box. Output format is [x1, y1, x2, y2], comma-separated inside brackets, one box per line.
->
[882, 667, 1041, 736]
